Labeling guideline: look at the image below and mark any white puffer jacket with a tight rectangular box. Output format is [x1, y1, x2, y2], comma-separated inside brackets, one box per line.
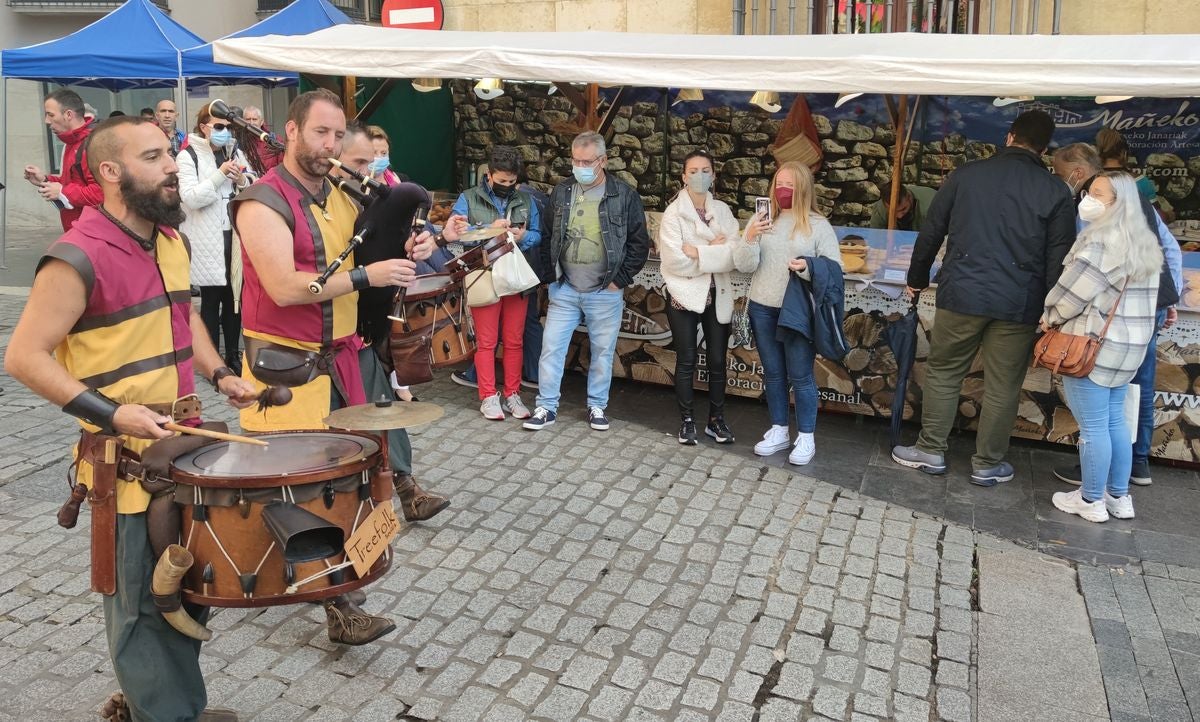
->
[177, 133, 253, 287]
[655, 190, 753, 323]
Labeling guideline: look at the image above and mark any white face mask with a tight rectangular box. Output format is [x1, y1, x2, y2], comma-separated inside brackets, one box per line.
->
[1078, 194, 1109, 222]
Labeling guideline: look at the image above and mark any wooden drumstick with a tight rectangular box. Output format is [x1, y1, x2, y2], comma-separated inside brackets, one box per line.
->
[163, 422, 269, 447]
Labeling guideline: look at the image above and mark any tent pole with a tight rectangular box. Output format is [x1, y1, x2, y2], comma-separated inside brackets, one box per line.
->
[886, 94, 909, 231]
[1, 78, 8, 269]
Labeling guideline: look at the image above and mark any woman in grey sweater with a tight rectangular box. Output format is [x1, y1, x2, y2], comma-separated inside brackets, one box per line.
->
[733, 161, 841, 465]
[1042, 171, 1161, 523]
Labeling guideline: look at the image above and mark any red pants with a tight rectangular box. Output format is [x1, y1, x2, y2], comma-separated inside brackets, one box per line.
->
[473, 293, 527, 398]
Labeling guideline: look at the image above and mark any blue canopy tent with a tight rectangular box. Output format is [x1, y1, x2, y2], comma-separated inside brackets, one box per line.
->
[182, 0, 354, 86]
[0, 0, 289, 265]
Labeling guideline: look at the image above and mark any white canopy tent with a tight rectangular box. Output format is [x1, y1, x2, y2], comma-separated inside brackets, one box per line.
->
[212, 27, 1200, 98]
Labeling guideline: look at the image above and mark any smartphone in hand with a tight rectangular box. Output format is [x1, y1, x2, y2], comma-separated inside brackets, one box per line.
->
[755, 196, 772, 225]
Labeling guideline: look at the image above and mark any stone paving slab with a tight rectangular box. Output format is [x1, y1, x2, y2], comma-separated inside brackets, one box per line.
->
[1079, 564, 1200, 722]
[977, 546, 1108, 722]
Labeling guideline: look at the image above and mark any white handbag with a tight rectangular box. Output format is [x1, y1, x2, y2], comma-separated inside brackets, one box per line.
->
[490, 238, 540, 297]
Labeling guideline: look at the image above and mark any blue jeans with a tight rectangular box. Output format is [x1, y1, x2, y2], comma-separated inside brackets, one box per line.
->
[536, 281, 625, 412]
[1131, 309, 1166, 466]
[1061, 375, 1131, 501]
[748, 300, 818, 433]
[523, 292, 542, 383]
[460, 293, 543, 384]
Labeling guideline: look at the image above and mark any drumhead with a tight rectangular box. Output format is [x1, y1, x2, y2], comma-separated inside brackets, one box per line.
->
[172, 431, 380, 478]
[408, 273, 455, 295]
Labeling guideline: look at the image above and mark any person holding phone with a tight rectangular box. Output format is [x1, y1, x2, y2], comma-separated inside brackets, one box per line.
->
[733, 161, 841, 465]
[441, 145, 542, 421]
[177, 101, 255, 376]
[657, 150, 755, 445]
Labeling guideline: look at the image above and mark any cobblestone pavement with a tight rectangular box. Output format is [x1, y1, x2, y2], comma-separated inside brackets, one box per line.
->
[0, 358, 977, 720]
[0, 283, 1195, 721]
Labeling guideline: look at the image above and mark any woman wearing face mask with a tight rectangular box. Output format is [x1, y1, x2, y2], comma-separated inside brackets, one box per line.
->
[1041, 172, 1161, 523]
[366, 125, 405, 186]
[656, 150, 754, 445]
[732, 161, 841, 465]
[178, 102, 254, 374]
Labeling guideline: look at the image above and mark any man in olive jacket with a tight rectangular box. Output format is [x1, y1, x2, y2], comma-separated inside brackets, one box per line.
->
[892, 110, 1076, 486]
[524, 131, 650, 433]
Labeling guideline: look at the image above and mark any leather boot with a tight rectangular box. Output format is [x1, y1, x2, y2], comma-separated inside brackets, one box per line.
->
[197, 710, 239, 721]
[324, 595, 395, 646]
[392, 472, 450, 522]
[99, 692, 129, 722]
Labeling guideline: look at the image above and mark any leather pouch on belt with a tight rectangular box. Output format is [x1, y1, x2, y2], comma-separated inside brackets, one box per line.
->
[246, 338, 328, 387]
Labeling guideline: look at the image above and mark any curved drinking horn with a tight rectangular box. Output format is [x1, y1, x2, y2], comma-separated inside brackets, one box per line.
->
[151, 544, 212, 641]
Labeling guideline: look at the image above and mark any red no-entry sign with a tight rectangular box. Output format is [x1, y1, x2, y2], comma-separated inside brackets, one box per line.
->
[381, 0, 444, 30]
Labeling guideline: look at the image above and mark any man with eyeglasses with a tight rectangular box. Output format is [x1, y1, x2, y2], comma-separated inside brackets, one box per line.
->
[524, 131, 650, 432]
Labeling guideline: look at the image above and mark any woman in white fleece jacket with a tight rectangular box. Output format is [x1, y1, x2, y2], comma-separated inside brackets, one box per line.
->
[732, 161, 841, 466]
[658, 150, 756, 446]
[178, 102, 254, 373]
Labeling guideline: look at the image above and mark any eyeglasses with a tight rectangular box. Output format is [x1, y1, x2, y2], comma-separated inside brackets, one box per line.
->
[211, 123, 230, 131]
[571, 156, 603, 168]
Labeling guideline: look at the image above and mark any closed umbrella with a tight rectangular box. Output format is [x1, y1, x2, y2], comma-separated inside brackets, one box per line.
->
[882, 300, 920, 448]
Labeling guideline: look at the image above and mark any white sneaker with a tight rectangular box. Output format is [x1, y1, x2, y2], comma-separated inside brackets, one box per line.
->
[754, 425, 791, 456]
[1052, 489, 1110, 523]
[502, 393, 531, 419]
[788, 432, 816, 466]
[480, 394, 505, 420]
[1104, 492, 1135, 520]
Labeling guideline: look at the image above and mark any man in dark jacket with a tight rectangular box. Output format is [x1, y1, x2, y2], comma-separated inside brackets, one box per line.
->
[892, 110, 1076, 486]
[523, 131, 651, 432]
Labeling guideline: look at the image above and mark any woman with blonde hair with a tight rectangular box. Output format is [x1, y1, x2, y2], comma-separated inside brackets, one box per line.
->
[734, 161, 841, 465]
[1043, 171, 1162, 523]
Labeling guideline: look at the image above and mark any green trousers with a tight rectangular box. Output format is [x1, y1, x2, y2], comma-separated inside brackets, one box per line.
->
[915, 308, 1037, 469]
[104, 513, 208, 722]
[353, 346, 414, 474]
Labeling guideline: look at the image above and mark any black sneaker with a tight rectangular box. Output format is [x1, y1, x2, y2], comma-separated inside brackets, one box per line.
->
[1053, 464, 1082, 486]
[678, 418, 698, 445]
[588, 406, 610, 431]
[1130, 460, 1152, 486]
[705, 417, 735, 444]
[450, 370, 478, 388]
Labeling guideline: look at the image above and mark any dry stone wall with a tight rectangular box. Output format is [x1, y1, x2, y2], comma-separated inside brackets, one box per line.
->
[451, 81, 1005, 226]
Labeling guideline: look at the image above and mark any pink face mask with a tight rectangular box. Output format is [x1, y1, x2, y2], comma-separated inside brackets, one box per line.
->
[774, 187, 794, 210]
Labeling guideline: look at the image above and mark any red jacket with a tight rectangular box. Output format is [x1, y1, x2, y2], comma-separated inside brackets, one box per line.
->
[250, 123, 282, 174]
[47, 122, 102, 231]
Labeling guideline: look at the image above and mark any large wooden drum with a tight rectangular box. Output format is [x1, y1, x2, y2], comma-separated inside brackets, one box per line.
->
[171, 430, 391, 607]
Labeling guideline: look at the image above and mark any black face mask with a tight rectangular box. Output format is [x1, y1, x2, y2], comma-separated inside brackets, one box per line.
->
[492, 182, 516, 199]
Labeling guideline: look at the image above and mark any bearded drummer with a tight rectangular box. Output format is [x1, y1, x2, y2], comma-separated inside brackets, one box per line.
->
[232, 90, 449, 646]
[5, 116, 257, 721]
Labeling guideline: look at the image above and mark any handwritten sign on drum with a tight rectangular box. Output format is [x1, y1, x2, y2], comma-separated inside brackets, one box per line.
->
[345, 501, 401, 577]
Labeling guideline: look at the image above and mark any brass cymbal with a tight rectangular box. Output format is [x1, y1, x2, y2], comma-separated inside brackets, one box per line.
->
[457, 226, 509, 243]
[324, 400, 445, 431]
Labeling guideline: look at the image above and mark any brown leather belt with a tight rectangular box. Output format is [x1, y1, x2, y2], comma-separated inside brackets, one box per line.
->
[79, 430, 148, 483]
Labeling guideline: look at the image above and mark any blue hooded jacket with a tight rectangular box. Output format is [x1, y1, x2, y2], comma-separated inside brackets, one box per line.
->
[777, 256, 849, 362]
